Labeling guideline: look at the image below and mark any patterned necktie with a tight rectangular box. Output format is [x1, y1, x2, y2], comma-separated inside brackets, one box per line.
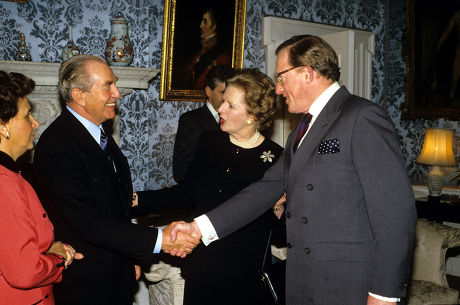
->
[293, 113, 313, 153]
[100, 129, 108, 152]
[100, 129, 116, 171]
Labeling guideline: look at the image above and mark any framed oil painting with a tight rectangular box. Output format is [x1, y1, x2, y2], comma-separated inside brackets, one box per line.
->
[403, 0, 460, 119]
[160, 0, 246, 102]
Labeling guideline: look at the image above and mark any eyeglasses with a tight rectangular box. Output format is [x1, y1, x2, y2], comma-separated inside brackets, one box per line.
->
[275, 66, 300, 85]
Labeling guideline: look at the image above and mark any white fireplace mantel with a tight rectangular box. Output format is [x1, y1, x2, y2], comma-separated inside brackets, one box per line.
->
[0, 60, 159, 145]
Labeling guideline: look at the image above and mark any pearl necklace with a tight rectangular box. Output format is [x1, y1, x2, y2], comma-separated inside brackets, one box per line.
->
[229, 131, 260, 148]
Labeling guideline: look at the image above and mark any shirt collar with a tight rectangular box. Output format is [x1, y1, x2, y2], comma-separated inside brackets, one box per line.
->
[0, 150, 19, 173]
[66, 105, 104, 144]
[206, 101, 220, 123]
[296, 82, 341, 147]
[308, 82, 341, 119]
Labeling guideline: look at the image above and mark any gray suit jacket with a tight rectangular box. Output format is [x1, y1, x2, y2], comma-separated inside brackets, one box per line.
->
[206, 87, 416, 305]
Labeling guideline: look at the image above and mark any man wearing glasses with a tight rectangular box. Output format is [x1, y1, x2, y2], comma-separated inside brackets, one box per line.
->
[169, 35, 416, 305]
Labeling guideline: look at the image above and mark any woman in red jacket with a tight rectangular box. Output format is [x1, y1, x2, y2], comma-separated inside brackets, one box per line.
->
[0, 71, 83, 305]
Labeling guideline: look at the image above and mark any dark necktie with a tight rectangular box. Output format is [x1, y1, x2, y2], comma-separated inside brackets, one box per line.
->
[100, 129, 108, 152]
[100, 129, 114, 164]
[293, 113, 312, 153]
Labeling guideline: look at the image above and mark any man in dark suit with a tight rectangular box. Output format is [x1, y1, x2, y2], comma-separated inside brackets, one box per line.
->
[34, 55, 198, 305]
[173, 64, 232, 182]
[170, 35, 417, 305]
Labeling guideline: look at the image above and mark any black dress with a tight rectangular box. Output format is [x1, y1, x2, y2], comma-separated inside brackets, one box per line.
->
[138, 131, 283, 305]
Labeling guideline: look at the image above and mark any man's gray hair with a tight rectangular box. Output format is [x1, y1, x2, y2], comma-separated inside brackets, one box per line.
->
[59, 55, 107, 103]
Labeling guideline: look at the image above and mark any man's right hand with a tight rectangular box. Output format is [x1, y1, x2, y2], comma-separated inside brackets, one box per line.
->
[161, 221, 200, 258]
[168, 220, 203, 257]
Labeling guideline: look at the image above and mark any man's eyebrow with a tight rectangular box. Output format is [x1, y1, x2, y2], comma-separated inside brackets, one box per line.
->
[106, 76, 118, 86]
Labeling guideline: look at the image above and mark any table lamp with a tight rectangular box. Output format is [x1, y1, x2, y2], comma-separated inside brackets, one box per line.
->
[416, 128, 457, 196]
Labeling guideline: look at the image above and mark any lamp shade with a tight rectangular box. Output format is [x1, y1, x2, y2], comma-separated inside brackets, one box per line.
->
[416, 128, 457, 167]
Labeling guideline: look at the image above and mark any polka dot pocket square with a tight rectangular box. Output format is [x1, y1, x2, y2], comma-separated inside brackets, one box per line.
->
[318, 139, 340, 154]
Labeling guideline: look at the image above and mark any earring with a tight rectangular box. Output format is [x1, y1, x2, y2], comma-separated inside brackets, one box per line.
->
[247, 120, 253, 125]
[1, 126, 9, 140]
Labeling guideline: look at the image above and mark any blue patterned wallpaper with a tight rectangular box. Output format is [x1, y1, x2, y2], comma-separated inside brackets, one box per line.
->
[388, 0, 460, 185]
[1, 0, 458, 191]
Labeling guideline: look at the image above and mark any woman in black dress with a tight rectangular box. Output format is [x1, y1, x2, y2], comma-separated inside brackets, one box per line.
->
[137, 68, 284, 305]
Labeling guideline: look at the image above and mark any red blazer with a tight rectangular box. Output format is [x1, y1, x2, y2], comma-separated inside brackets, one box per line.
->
[0, 159, 64, 305]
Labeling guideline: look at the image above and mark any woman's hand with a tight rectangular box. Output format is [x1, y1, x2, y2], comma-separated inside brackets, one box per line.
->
[62, 243, 84, 267]
[273, 193, 286, 219]
[48, 241, 84, 267]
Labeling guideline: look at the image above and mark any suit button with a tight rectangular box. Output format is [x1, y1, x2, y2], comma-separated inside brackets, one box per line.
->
[45, 294, 49, 298]
[286, 212, 291, 219]
[42, 213, 46, 218]
[218, 189, 222, 193]
[302, 217, 308, 223]
[306, 184, 313, 191]
[287, 243, 292, 249]
[304, 248, 311, 254]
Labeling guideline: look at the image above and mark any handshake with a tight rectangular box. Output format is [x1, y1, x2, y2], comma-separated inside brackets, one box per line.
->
[131, 193, 202, 258]
[161, 221, 202, 258]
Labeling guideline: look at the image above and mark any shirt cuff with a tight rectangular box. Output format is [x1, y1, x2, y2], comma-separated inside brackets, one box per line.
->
[153, 228, 163, 253]
[194, 214, 219, 246]
[368, 292, 399, 302]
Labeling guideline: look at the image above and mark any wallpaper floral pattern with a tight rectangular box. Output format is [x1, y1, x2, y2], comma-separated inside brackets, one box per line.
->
[388, 0, 460, 185]
[1, 0, 458, 192]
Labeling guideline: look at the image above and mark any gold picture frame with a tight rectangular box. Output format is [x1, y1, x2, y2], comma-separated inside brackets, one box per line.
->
[402, 0, 460, 119]
[160, 0, 246, 102]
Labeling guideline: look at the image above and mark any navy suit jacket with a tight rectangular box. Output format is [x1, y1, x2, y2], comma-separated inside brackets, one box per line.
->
[34, 108, 158, 305]
[206, 87, 416, 304]
[173, 104, 219, 182]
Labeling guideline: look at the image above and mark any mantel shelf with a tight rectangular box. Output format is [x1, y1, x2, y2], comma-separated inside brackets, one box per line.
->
[0, 60, 159, 91]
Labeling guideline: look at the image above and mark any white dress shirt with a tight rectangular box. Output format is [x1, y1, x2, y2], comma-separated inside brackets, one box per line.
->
[206, 100, 220, 123]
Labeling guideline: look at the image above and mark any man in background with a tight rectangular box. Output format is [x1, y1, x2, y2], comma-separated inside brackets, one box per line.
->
[142, 64, 233, 305]
[173, 64, 233, 182]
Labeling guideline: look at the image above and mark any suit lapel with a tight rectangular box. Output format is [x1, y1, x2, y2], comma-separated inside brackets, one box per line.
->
[62, 108, 131, 209]
[201, 105, 219, 129]
[287, 87, 351, 179]
[106, 134, 133, 212]
[64, 108, 120, 172]
[62, 109, 104, 155]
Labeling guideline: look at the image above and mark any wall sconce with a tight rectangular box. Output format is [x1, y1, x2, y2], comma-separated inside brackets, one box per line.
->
[416, 128, 457, 196]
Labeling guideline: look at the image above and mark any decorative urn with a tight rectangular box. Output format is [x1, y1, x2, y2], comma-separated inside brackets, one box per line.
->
[104, 15, 133, 67]
[15, 33, 32, 61]
[62, 26, 80, 62]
